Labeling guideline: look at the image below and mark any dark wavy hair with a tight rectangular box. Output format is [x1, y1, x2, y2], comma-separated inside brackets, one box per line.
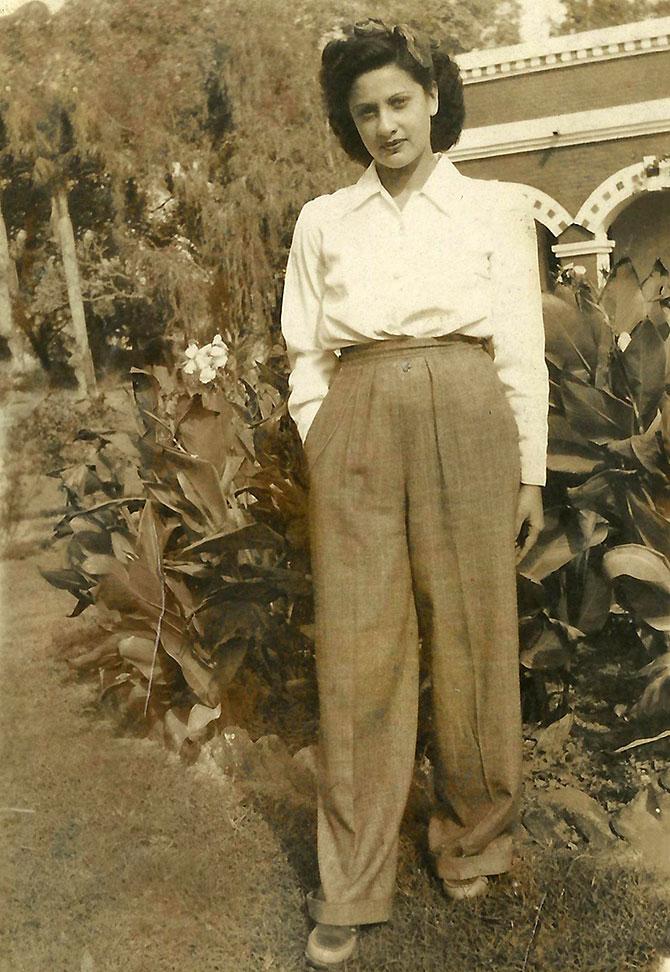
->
[320, 20, 465, 166]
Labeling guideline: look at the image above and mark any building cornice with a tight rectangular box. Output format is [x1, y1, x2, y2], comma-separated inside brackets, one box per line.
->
[449, 98, 670, 161]
[455, 16, 670, 84]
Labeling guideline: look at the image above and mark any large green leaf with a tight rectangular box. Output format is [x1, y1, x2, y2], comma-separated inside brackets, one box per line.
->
[631, 652, 670, 717]
[607, 413, 668, 477]
[640, 262, 670, 329]
[94, 573, 148, 615]
[175, 396, 237, 476]
[516, 574, 547, 621]
[547, 442, 607, 476]
[144, 484, 203, 535]
[625, 490, 670, 563]
[81, 554, 130, 582]
[618, 319, 666, 426]
[567, 468, 636, 520]
[162, 450, 229, 529]
[118, 634, 169, 684]
[158, 623, 220, 706]
[130, 368, 161, 433]
[547, 414, 606, 475]
[39, 567, 89, 597]
[111, 531, 136, 563]
[561, 374, 634, 444]
[604, 544, 670, 593]
[603, 544, 670, 630]
[576, 566, 612, 634]
[600, 259, 647, 334]
[186, 701, 222, 739]
[520, 624, 570, 671]
[136, 499, 162, 573]
[517, 508, 608, 582]
[215, 640, 249, 687]
[542, 289, 597, 375]
[64, 496, 145, 522]
[182, 522, 283, 556]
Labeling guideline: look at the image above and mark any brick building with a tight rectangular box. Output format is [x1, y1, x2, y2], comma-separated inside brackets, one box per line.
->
[453, 17, 670, 289]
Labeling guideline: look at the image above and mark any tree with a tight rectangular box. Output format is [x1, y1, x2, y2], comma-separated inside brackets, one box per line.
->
[551, 0, 670, 34]
[0, 111, 41, 375]
[0, 13, 98, 393]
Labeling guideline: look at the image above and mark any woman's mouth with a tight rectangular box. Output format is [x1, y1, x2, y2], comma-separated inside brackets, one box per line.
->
[382, 139, 405, 151]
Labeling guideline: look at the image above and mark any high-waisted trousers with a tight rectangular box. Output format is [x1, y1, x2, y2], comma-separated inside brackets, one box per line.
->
[303, 335, 523, 927]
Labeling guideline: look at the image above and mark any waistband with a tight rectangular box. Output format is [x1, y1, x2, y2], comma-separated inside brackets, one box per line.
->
[338, 334, 494, 362]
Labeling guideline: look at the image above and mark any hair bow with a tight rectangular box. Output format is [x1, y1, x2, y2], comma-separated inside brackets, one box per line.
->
[352, 19, 434, 70]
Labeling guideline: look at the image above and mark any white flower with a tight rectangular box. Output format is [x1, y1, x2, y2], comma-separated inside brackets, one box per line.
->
[209, 344, 228, 365]
[617, 332, 632, 352]
[182, 335, 229, 380]
[198, 365, 216, 383]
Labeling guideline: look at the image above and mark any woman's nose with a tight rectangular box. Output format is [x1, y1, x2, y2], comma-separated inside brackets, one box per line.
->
[377, 109, 397, 137]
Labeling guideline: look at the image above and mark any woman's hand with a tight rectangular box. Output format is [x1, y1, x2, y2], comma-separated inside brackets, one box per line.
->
[515, 484, 544, 564]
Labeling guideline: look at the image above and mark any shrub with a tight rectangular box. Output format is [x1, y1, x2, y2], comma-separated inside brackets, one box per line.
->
[41, 334, 314, 739]
[518, 258, 670, 733]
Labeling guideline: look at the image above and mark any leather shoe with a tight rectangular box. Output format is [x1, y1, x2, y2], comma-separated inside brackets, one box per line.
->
[305, 923, 358, 968]
[442, 874, 489, 900]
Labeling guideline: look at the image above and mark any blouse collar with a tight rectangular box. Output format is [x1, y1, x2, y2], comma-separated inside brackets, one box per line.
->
[344, 152, 468, 216]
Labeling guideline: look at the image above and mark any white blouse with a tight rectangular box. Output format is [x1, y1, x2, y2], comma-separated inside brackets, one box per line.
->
[280, 153, 549, 486]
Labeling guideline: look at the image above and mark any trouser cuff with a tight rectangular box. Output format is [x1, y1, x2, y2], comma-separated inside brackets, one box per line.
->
[306, 890, 392, 926]
[434, 834, 513, 881]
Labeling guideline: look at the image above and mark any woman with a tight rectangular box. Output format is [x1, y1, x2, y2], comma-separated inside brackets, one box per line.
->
[280, 19, 548, 969]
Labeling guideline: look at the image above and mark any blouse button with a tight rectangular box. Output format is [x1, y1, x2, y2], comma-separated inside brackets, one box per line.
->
[401, 361, 411, 372]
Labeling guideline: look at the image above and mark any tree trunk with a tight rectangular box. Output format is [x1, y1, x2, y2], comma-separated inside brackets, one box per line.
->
[51, 186, 96, 394]
[0, 195, 40, 374]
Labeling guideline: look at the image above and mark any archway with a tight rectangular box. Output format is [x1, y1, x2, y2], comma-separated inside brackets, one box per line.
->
[574, 157, 670, 276]
[516, 186, 570, 291]
[609, 190, 670, 280]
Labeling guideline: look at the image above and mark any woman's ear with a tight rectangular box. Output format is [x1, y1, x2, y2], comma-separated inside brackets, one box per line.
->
[429, 81, 438, 117]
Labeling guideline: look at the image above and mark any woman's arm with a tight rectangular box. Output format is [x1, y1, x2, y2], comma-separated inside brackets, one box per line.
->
[488, 189, 549, 490]
[280, 200, 340, 443]
[488, 188, 549, 557]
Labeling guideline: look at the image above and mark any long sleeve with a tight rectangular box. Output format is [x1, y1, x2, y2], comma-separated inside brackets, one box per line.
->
[489, 191, 549, 486]
[280, 200, 340, 443]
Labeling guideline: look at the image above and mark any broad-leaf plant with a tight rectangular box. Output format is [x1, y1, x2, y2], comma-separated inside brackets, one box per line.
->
[518, 256, 670, 742]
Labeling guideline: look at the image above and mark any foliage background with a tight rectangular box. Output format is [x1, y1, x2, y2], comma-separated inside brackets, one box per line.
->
[0, 0, 521, 386]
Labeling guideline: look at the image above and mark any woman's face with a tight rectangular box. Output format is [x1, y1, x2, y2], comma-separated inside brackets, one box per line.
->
[347, 63, 438, 171]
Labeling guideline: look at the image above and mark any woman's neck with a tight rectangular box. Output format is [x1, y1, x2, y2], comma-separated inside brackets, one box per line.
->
[376, 149, 439, 204]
